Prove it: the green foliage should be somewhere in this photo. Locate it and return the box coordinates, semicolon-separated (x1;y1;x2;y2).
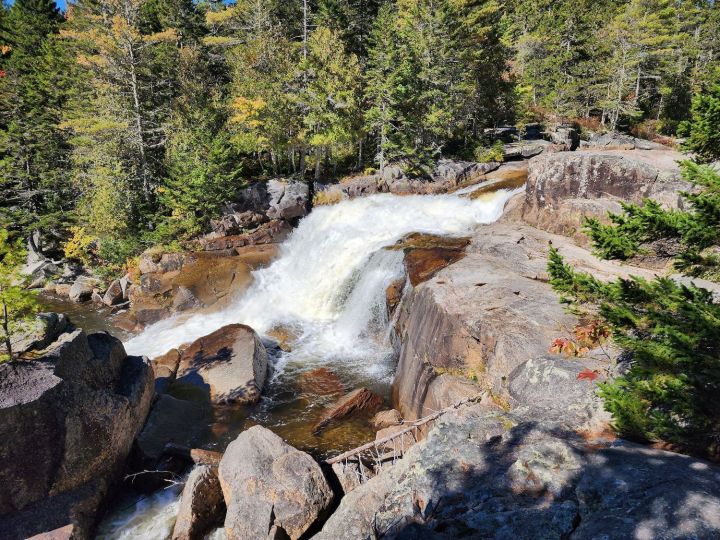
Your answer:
0;229;38;360
474;140;505;163
549;247;720;454
549;84;720;457
679;69;720;163
585;162;720;280
156;127;244;241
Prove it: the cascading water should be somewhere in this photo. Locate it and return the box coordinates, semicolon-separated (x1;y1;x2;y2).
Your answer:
102;187;522;539
125;189;521;363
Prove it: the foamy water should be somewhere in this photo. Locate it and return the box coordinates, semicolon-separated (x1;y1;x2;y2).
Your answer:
125;189;521;365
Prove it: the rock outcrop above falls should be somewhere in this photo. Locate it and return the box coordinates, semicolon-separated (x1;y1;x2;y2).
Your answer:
321;159;501;200
391;220;657;421
315;403;720;540
0;329;154;539
518;149;688;245
126;243;278;329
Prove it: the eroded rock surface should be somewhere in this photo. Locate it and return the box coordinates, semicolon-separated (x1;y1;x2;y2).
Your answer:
172;464;225;540
219;426;334;540
0;330;154;539
314;403;720;540
391;219;657;420
520;150;688;244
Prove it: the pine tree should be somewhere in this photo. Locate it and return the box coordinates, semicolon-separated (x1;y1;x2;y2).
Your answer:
679;68;720;164
0;229;38;361
0;0;72;256
363;2;411;171
301;26;361;180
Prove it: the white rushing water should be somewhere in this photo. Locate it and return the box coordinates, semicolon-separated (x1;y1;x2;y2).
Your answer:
124;188;521;366
105;187;520;539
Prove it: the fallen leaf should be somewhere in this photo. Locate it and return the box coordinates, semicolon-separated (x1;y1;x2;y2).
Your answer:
577;369;599;381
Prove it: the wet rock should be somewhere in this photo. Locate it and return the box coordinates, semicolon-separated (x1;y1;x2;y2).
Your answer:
522;150;688;245
176;324;268;404
266;179;310;221
0;330;154;539
372;409;402;430
12;312;69;356
385;278;405;315
68;276;99;302
391;233;470;287
312;388;383;435
173;286;204;312
135;394;212;467
218;426;334;540
102;279;124;306
172;465;225;540
298;367;345;397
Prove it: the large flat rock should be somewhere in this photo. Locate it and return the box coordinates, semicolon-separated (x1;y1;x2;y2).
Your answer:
314;403;720;540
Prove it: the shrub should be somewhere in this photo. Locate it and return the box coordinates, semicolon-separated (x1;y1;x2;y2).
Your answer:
474;140;505;163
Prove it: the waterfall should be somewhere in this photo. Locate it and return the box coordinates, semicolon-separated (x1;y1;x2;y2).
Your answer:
124;188;521;365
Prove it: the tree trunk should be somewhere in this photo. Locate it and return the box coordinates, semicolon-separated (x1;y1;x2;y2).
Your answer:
127;45;151;204
2;300;12;359
314;147;322;182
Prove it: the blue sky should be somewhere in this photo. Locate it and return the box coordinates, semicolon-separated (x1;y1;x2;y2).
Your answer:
7;1;234;12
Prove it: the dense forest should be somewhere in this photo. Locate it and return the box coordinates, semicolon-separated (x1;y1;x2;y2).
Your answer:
1;0;718;270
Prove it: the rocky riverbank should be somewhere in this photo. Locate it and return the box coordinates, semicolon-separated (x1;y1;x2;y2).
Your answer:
5;134;720;539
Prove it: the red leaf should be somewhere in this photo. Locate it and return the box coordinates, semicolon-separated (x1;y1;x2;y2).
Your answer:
577;369;599;381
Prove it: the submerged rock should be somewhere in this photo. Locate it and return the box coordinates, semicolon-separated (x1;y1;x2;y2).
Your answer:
218;426;334;540
0;329;154;539
312;387;383;435
298;367;345;397
176;324;268;404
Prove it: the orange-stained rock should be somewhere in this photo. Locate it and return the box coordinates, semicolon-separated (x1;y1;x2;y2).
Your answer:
298;368;345;397
312;388;383;435
385;279;405;314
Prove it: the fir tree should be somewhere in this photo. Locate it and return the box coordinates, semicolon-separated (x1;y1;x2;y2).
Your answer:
0;0;71;256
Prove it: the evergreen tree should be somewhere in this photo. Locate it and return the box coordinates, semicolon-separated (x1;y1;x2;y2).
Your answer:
548;83;720;457
0;229;38;361
679;69;720;164
0;0;71;256
301;26;361;180
363;2;411;171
